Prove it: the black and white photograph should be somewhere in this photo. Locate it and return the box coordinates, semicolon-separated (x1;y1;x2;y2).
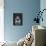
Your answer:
13;13;23;25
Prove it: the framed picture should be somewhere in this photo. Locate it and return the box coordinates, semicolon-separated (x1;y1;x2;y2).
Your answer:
13;13;23;26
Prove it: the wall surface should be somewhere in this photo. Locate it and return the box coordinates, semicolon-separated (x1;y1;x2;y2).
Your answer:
0;0;4;42
4;0;40;42
40;0;46;26
40;0;46;45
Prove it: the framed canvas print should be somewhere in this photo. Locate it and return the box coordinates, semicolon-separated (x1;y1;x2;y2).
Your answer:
13;13;23;26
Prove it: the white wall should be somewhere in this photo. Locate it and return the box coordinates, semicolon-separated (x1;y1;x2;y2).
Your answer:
0;0;4;42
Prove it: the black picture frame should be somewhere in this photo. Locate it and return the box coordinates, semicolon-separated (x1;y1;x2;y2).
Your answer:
13;13;23;26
